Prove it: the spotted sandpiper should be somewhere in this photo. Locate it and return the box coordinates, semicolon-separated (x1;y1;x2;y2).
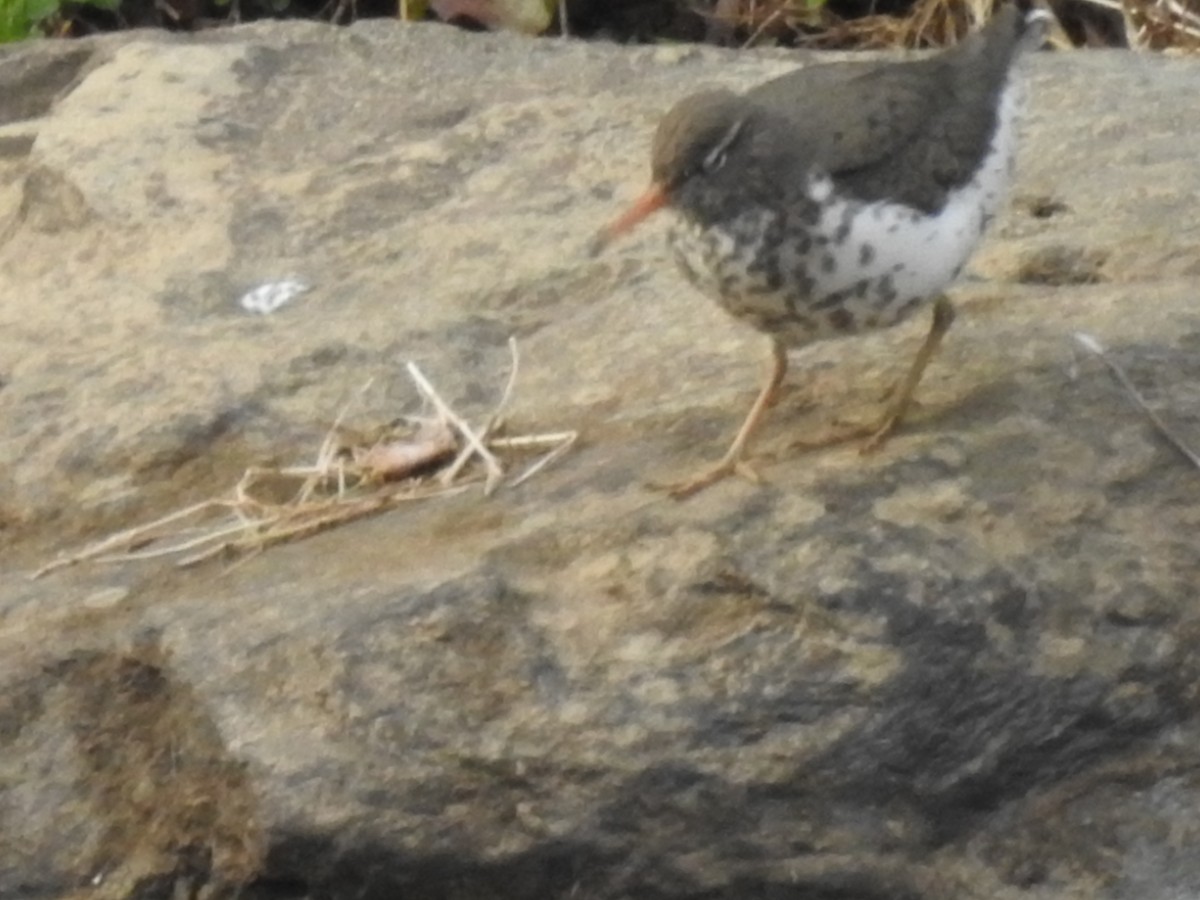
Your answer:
591;5;1049;498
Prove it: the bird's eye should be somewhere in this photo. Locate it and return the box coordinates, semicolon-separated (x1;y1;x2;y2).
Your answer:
701;118;745;175
702;147;728;173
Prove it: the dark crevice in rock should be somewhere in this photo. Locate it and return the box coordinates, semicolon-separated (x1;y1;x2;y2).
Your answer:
809;596;1184;845
253;839;616;900
0;47;94;126
9;165;94;237
1014;244;1108;285
0;644;264;899
0;134;35;159
1016;194;1070;219
251;835;926;900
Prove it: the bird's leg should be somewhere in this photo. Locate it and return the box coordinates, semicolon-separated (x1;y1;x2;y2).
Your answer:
790;296;956;453
660;339;789;500
859;295;956;453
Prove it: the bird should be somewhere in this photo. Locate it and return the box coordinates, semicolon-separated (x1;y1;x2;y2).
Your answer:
589;4;1049;498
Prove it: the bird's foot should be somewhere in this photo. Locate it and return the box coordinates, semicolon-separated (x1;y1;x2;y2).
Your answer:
788;410;905;456
651;456;762;500
858;412;902;455
788;422;873;453
874;379;930;410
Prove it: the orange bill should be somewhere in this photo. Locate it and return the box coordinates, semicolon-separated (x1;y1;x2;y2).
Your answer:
587;183;668;257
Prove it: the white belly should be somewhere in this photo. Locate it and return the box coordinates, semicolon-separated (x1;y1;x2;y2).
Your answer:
669;75;1025;346
805;75;1023;304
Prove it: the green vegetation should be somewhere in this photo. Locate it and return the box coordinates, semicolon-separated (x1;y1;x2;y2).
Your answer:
0;0;117;43
1;0;60;42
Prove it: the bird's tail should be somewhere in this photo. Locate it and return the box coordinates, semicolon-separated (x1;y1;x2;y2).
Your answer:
1018;6;1054;52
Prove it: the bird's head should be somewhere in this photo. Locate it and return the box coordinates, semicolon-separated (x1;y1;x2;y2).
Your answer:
651;90;747;191
589;90;751;256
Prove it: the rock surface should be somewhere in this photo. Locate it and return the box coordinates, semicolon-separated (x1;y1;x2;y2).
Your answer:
3;19;1200;900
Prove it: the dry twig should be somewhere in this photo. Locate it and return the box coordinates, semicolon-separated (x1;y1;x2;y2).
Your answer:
405;361;505;493
32;341;576;578
439;337;519;487
1073;332;1200;469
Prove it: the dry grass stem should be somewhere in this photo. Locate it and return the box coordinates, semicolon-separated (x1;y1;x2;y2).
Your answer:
741;7;786;47
715;0;1200;52
406;360;506;493
1073;332;1200;470
31;501;233;578
441;337;521;486
33;341;575;578
507;431;579;487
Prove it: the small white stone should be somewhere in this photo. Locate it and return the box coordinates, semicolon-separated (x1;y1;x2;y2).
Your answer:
239;278;310;315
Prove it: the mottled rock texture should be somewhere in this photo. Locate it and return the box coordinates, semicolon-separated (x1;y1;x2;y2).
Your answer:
2;19;1200;900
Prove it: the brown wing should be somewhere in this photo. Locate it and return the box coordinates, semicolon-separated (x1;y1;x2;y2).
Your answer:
746;5;1027;213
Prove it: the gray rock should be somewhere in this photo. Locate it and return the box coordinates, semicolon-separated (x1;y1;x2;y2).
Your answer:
2;19;1200;900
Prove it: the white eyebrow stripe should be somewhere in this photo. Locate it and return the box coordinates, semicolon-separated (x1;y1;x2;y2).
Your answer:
703;119;745;169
